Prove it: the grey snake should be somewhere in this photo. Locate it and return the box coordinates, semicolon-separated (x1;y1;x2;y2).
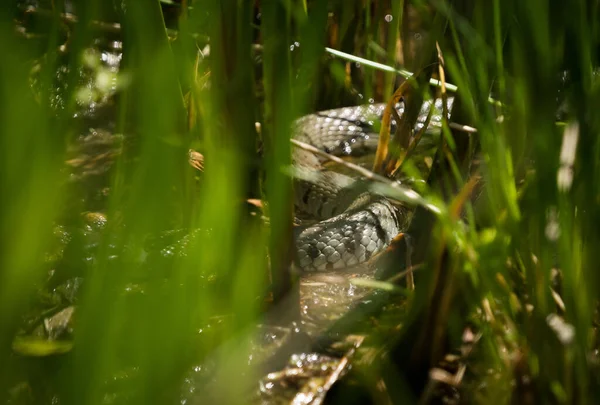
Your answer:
292;99;451;272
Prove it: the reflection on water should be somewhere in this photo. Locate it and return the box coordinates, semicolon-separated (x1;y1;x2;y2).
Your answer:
300;268;376;334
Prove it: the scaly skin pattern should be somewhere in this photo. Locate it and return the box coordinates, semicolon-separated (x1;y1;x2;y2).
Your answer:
296;198;402;271
292;99;451;271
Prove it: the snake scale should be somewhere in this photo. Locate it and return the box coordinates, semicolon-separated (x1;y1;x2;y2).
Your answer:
291;98;451;272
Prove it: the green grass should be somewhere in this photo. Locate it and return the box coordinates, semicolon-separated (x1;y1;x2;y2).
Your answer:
2;0;600;404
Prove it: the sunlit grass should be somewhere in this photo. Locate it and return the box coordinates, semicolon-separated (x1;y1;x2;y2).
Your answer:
1;1;600;404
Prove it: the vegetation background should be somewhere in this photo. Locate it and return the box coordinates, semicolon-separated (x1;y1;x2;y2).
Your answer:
1;0;599;403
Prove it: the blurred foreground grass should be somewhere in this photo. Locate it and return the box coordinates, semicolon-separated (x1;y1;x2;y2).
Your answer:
1;0;600;404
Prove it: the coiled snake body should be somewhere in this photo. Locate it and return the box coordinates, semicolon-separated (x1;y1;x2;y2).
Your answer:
292;99;450;271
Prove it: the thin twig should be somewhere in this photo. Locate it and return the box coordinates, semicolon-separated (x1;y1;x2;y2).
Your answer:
300;335;365;405
373;79;413;173
447;122;477;133
391;100;436;177
385;263;424;284
325;47;503;108
292;137;444;215
291;138;399;187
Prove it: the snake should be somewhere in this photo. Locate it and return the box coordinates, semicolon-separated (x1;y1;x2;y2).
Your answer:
291;98;451;272
52;39;452;273
65;96;449;272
